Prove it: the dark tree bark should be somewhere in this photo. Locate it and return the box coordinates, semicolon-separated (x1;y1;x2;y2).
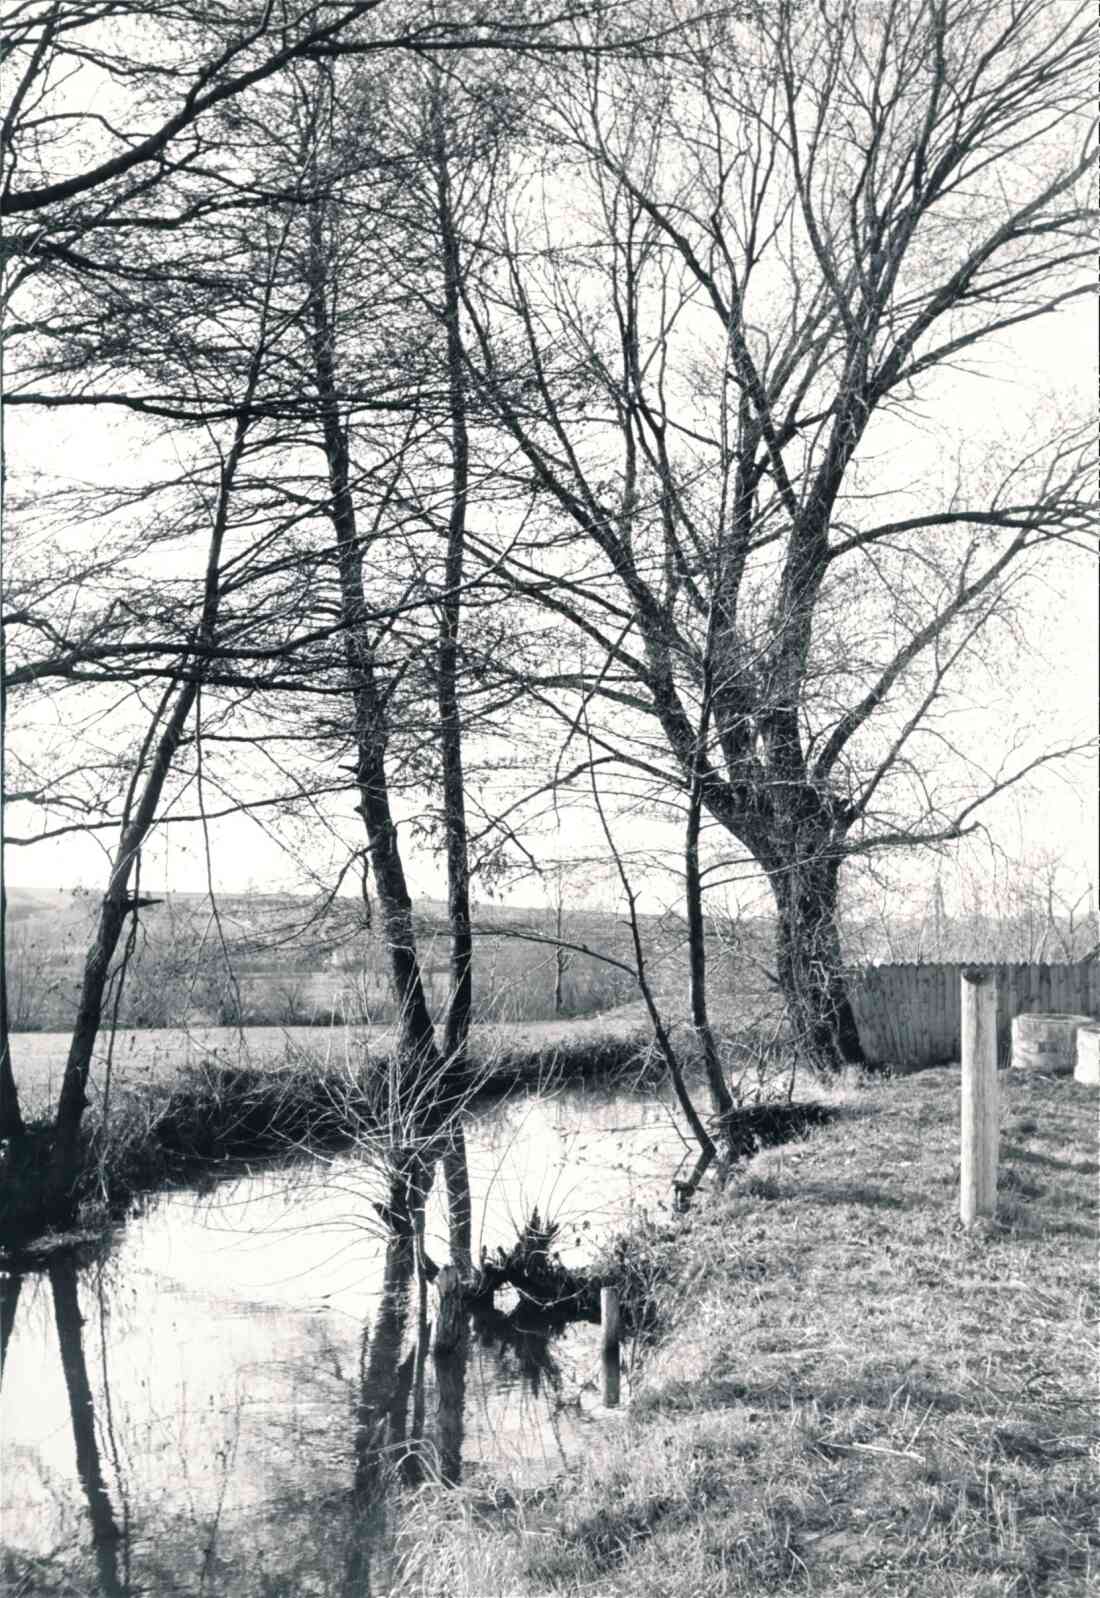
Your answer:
770;853;865;1071
0;498;26;1140
306;200;452;1238
0;886;24;1140
685;641;738;1130
433;1314;469;1487
52;689;197;1186
432;68;474;1078
308;207;439;1091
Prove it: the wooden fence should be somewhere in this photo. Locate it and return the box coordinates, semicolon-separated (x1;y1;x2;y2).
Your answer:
846;961;1100;1068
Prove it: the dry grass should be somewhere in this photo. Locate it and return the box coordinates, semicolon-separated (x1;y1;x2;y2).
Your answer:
396;1067;1099;1597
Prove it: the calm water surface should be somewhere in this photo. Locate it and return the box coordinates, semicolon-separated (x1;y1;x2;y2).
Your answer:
1;1084;688;1595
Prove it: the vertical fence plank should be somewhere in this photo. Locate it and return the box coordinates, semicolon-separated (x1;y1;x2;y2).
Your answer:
999;966;1014;1064
904;965;918;1064
951;963;963;1061
601;1286;621;1408
961;969;999;1225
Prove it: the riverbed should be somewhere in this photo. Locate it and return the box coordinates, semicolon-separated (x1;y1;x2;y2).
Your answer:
1;1080;689;1595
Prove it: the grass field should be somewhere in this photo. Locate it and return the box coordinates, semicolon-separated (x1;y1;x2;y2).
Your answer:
398;1065;1099;1597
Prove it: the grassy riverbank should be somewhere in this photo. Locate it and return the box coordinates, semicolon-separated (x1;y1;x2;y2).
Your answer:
400;1066;1099;1597
6;1009;666;1116
1;1020;669;1251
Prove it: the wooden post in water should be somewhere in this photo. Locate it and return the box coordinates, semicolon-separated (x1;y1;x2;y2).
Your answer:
960;968;998;1226
432;1264;465;1356
601;1285;621;1408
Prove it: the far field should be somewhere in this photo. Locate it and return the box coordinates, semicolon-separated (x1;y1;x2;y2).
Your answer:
8;1008;662;1118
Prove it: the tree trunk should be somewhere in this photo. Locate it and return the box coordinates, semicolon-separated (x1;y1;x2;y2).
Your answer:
554;896;566;1017
307;208;440;1098
433;1305;468;1486
441;1131;472;1274
49;345;256;1195
685;747;737;1136
0;940;25;1140
0;645;26;1141
354;725;441;1092
431;70;475;1274
770;855;866;1075
307;202;454;1247
52;683;198;1191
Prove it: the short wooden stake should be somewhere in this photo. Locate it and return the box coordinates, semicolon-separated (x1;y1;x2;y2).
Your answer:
960;969;998;1225
432;1264;465;1356
601;1285;621;1408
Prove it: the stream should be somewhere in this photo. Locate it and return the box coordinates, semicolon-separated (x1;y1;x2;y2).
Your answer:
0;1081;690;1596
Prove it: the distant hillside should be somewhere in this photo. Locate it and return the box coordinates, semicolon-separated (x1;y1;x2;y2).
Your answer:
3;884;681;959
5;885;86;924
4;884;772;1034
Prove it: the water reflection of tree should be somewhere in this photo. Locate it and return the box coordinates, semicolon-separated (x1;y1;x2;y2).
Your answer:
92;1262;134;1594
469;1300;573;1405
0;1268;21;1387
346;1227;417;1595
466;1299;581;1479
46;1256;128;1597
2;1230;580;1595
344;1229;583;1591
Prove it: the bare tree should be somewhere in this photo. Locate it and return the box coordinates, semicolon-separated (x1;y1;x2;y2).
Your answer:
456;0;1096;1071
51;355;268;1185
3;164;316;1179
0;2;619;225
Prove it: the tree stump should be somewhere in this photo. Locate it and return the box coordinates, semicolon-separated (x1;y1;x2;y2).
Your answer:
432;1264;465;1356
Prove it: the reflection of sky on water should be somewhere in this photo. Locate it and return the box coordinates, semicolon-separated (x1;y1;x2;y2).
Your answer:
428;1085;689;1266
0;1083;681;1590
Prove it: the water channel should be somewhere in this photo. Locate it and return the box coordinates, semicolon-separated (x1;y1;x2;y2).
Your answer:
1;1081;691;1595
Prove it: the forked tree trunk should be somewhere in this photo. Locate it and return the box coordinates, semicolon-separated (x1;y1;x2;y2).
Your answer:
770;855;866;1074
